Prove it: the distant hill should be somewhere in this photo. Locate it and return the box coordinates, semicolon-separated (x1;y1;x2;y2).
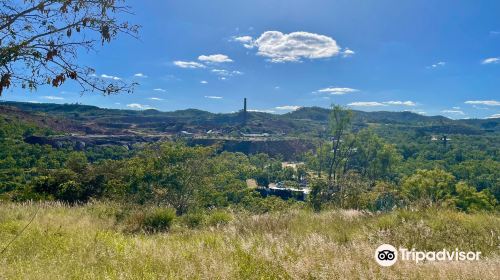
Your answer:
1;101;499;136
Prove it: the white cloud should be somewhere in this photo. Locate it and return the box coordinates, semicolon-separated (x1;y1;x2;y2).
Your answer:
317;87;358;95
241;31;342;63
233;36;254;48
465;100;500;106
248;109;276;113
429;61;446;68
275;105;302;111
441;110;465;115
42;96;64;100
200;80;208;84
452;106;461;110
211;69;243;77
153;88;166;92
384;101;417;106
348;102;386;107
343;48;355;57
127;103;153;110
198;54;233;63
173;61;206;69
148;97;164;101
101;74;121;80
488;113;500;119
134;73;148;78
481;57;500;64
204;96;223;99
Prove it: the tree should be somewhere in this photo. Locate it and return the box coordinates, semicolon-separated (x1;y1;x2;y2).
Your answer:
351;129;401;182
0;0;139;95
451;182;496;212
402;169;455;207
326;105;354;183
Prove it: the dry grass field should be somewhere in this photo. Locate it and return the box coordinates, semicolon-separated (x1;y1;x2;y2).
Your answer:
0;202;498;279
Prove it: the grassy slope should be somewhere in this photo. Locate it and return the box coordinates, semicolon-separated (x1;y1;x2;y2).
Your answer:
0;202;499;279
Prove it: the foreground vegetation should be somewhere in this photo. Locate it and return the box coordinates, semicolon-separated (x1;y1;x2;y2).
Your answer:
0;202;498;279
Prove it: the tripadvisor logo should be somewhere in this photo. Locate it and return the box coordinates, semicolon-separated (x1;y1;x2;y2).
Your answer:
375;244;481;267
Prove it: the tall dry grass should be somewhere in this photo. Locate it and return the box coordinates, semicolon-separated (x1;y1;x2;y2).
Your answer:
0;201;498;279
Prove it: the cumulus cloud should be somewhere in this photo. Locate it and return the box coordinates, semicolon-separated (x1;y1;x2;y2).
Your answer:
233;36;254;48
198;54;233;63
348;102;386;107
148;97;164;101
465;100;500;106
481;57;500;64
101;74;121;80
343;48;355;57
42;96;64;100
173;61;206;69
317;87;358;95
204;96;223;99
238;31;343;63
275;105;302;111
134;73;148;78
153;88;167;92
127;103;153;110
441;110;465;115
488;113;500;119
384;101;417;106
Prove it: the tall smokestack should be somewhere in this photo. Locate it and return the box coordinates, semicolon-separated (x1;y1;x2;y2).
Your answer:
243;98;247;124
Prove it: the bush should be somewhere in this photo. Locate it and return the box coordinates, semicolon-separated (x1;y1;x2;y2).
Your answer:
141;207;176;233
181;212;206;229
206;210;232;227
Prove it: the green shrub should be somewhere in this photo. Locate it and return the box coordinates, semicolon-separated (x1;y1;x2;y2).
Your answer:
206;210;232;227
181;212;206;229
141;207;176;233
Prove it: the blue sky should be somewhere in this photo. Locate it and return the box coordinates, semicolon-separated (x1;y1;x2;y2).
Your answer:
1;0;500;119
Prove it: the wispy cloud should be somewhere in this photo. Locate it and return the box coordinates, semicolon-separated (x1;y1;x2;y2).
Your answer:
211;69;244;77
441;110;465;115
153;88;167;92
348;102;386;107
236;31;346;63
481;57;500;64
465;100;500;106
204;96;223;99
127;103;153;110
134;73;148;78
248;109;276;113
198;54;233;63
200;80;208;84
428;61;446;69
317;87;358;95
275;105;302;111
488;113;500;119
42;96;64;100
101;74;121;80
348;100;417;107
148;97;164;101
384;101;417;106
173;61;206;69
